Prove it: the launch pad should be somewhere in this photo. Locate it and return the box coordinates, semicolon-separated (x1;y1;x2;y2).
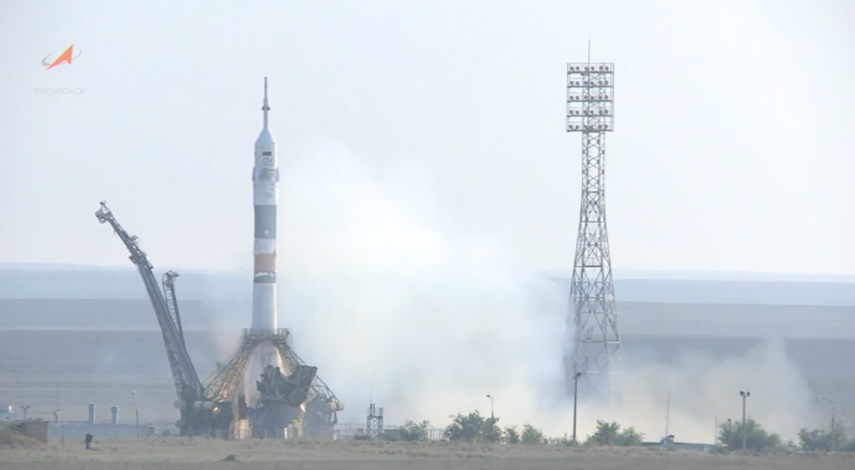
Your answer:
91;79;344;439
95;202;343;440
206;327;343;439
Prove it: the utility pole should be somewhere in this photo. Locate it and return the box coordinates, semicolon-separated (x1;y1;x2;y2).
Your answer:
664;388;671;440
54;375;61;424
739;390;751;450
486;394;495;440
20;405;30;420
572;372;582;444
132;390;140;438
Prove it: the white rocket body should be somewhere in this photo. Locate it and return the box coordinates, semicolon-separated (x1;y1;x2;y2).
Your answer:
251;77;279;331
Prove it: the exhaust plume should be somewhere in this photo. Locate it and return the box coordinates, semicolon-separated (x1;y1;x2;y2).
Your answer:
594;337;814;442
213;143;816;442
275;144;568;426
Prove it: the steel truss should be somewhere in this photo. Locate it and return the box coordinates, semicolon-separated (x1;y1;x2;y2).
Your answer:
565;62;620;387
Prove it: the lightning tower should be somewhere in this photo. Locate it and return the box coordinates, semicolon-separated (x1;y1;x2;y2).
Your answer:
252;77;280;331
565;50;620;388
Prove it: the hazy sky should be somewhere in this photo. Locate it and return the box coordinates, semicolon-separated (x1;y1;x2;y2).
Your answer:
1;0;853;276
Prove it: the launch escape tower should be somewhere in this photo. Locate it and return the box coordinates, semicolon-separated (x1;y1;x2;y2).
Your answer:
565;56;620;387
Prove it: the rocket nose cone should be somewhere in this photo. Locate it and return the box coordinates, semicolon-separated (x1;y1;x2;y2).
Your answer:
255;128;276;146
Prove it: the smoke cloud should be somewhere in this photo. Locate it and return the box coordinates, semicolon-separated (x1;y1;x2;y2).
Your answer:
218;143;817;442
588;337;815;442
274;144;568;427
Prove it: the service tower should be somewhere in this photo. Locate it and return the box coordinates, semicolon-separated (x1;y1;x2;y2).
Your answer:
251;77;280;331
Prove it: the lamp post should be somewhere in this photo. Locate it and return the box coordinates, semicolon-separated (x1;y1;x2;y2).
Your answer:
817;395;836;452
572;371;582;444
132;390;140;438
20;405;30;420
485;394;494;439
739;391;750;450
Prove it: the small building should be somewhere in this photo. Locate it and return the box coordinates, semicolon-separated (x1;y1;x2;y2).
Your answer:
0;405;15;422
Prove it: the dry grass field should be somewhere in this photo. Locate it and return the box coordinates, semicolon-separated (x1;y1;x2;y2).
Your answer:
2;436;855;470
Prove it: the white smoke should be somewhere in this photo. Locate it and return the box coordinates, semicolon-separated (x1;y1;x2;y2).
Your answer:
220;142;818;442
275;143;568;427
581;337;815;443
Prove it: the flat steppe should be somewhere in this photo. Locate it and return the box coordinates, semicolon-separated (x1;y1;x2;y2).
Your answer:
2;438;854;470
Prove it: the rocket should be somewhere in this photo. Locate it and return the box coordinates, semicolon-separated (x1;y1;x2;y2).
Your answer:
251;77;279;331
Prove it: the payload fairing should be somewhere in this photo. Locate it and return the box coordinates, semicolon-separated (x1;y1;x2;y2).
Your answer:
251;77;279;331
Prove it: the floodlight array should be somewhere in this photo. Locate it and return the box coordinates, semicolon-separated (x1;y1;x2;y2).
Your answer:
566;62;614;132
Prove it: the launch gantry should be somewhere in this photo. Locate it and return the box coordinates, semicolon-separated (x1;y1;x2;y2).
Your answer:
95;201;343;439
95;202;207;429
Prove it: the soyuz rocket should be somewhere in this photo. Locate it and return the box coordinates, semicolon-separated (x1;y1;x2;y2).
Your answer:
251;77;279;331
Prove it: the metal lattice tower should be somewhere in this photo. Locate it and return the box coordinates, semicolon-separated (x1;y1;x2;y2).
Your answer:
565;58;620;386
366;403;384;438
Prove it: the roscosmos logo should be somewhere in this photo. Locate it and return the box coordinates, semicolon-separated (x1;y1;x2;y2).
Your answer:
37;44;86;95
41;45;83;71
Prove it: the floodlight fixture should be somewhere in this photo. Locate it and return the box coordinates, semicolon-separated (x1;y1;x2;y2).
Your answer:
566;62;615;133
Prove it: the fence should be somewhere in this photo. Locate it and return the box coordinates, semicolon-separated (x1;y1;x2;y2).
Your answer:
334;422;445;441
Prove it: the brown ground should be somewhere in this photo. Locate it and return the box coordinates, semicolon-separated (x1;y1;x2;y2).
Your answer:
0;427;44;450
1;437;854;470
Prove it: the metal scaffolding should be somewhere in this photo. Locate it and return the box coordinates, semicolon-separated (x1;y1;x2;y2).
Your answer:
366;403;384;439
95;201;343;440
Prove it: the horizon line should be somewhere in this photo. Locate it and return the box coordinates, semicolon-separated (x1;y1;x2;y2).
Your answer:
1;262;854;282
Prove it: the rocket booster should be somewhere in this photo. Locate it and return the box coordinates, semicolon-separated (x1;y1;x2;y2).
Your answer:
251;77;279;331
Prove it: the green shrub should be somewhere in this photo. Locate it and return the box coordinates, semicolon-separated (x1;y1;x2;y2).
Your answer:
521;424;545;445
584;420;644;447
443;410;502;443
504;426;520;444
717;418;781;452
615;426;643;446
398;420;430;442
798;424;850;452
